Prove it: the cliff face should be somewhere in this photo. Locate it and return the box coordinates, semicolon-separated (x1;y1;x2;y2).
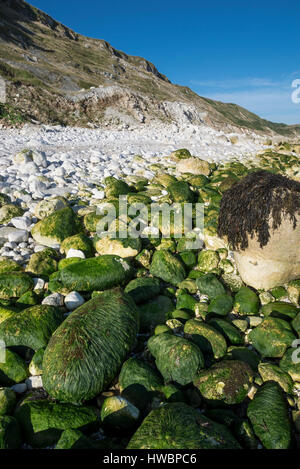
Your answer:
0;0;299;135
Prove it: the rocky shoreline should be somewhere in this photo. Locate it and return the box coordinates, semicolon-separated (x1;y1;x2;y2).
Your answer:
0;125;300;449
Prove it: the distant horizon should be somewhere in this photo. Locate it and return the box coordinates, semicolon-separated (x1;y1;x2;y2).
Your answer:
28;0;300;125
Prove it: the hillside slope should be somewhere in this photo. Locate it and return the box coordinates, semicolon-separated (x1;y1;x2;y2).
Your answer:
0;0;299;136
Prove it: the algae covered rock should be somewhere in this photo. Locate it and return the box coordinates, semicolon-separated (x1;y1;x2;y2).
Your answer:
193;360;253;405
29;348;45;376
0;388;16;416
198;250;220;272
279;347;300;381
124;277;161;304
0;305;62;350
26;249;58;277
184;319;227;359
101;396;140;432
207;293;233;316
208;318;243;345
0;349;28;386
0;271;34;299
119;357;163;393
0;258;22;274
58;255;134;292
150;250;186;286
15;399;99;448
196;274;225;299
234;286;259;315
127;402;240;449
0;204;23;224
43;289;139;403
148;333;204;386
55;429;97;449
31;207;81;247
167;180;195;203
60;233;94;258
0;415;21;449
139;295;173;332
247;381;291;449
258;362;293;393
248;317;296;358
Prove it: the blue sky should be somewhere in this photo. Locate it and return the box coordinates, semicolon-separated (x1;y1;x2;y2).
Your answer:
29;0;300;124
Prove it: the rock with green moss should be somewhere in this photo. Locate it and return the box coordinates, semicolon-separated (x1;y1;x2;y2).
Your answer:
0;388;16;416
0;349;28;386
0;204;23;224
196;274;225;299
208;318;243;345
148;333;204;386
127;402;240;449
292;312;300;336
193;360;253;405
176;293;197;312
101;396;140;432
167;181;195;203
55;429;97;449
178;250;197;269
150;250;186;286
261;301;299;320
26;249;58;277
0;272;34;300
0;306;16;325
15;399;99;448
31;207;81;248
58;255;134;292
43;289;139;404
234;287;259;315
0;194;10;207
258;362;293;393
248;318;296;358
58;257;83;270
197;250;220;272
184;319;227;359
60;233;94;257
0;416;21;449
34;197;67;219
29;348;45;376
119;357;163;395
135;249;151;268
226;346;260;371
95;235;141;258
0;258;22;274
222;272;244;292
0;305;63;350
104;177;131;198
170;149;192;160
83;211;105;232
17;290;40;307
124;277;161;304
247;381;291;449
177;279;197;294
207;294;233;316
279;348;300;381
139;295;174;332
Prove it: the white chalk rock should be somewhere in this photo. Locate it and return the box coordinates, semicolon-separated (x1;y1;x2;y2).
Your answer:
66;249;86;259
64;291;85;311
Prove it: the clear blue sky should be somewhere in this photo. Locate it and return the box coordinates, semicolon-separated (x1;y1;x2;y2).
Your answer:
29;0;300;124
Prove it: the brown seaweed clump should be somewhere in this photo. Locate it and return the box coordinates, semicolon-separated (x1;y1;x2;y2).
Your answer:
218;170;300;250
